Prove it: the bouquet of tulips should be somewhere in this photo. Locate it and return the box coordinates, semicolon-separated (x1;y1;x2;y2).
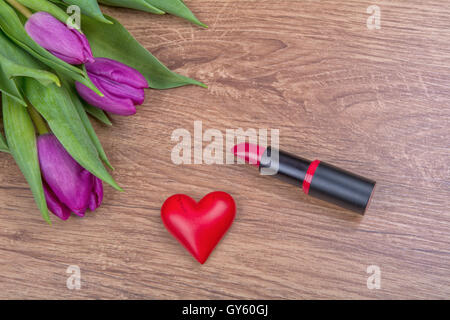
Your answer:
0;0;205;223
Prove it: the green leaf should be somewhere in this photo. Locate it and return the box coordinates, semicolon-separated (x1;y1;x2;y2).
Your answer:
0;129;9;153
2;95;51;223
16;0;72;25
0;52;60;86
58;0;112;24
0;0;102;95
0;63;25;106
145;0;207;27
98;0;206;27
82;14;206;89
0;28;60;77
99;0;164;15
84;103;112;126
0;29;60;105
24;78;121;190
62;78;113;169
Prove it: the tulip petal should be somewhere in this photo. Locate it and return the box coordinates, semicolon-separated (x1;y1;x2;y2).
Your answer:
75;58;149;115
89;177;103;211
75;80;136;116
91;74;145;105
73;29;95;64
85;57;148;89
43;182;71;220
37;134;94;215
25;12;94;65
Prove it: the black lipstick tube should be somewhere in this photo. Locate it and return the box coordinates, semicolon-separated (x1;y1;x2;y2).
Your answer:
259;147;376;214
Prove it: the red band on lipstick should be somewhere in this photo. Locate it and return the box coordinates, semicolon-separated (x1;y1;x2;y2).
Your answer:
302;160;320;194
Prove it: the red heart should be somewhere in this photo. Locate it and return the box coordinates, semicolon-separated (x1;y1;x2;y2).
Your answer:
161;191;236;264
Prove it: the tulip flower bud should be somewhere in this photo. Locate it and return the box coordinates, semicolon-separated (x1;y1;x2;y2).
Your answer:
25;12;94;65
37;134;103;220
75;58;148;115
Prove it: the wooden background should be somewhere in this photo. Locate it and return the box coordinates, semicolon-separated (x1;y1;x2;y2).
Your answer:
1;0;449;299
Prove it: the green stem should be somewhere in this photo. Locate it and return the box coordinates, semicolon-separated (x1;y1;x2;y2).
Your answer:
28;106;49;135
5;0;32;18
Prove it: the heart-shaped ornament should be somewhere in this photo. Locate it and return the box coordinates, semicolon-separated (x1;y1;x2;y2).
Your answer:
161;191;236;264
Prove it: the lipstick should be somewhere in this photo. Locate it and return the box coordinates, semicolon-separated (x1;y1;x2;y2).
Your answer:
232;143;376;214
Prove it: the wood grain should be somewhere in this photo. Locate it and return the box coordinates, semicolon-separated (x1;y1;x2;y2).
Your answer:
0;0;449;299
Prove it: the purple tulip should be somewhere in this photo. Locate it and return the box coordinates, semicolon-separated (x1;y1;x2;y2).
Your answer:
75;58;148;116
37;134;103;220
25;12;94;65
